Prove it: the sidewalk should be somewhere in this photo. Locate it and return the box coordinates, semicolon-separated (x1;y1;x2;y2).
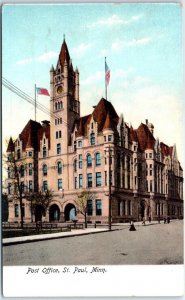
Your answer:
3;227;109;246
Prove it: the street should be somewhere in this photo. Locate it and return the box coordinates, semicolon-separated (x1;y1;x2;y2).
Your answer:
3;220;183;265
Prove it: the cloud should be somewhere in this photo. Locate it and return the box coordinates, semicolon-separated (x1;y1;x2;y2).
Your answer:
36;51;58;62
81;71;104;85
16;51;58;65
111;37;151;52
89;14;143;28
72;43;91;58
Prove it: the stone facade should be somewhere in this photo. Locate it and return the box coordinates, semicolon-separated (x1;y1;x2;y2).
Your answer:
6;39;184;224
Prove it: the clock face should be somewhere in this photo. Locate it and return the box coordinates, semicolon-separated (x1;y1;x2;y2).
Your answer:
57;86;63;94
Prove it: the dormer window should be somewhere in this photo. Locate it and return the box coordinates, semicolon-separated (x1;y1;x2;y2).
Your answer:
17;149;21;159
78;141;82;148
28;151;32;157
43;146;47;158
108;135;112;142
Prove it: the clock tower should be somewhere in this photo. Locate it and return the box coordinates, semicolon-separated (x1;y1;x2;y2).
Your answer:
50;38;80;155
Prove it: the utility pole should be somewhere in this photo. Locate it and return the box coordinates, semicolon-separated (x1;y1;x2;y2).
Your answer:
108;145;112;230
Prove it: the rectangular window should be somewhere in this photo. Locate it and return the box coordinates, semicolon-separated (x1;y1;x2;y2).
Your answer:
149;153;152;158
127;175;130;189
43;180;48;191
74;177;77;189
21;181;24;193
79;154;83;169
108;135;112;142
96;172;101;187
28;151;32;157
8;183;11;195
105;171;107;186
56;131;58;139
78;141;82;148
79;174;83;188
59;131;61;138
150;164;152;168
29;180;33;192
96;199;102;216
87;173;92;188
150;180;153;192
104;136;106;142
58;179;62;190
87;200;93;216
57;143;61;155
127;200;131;215
15;204;19;218
150;170;152;176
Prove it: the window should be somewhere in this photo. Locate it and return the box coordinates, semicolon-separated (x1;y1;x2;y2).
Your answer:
60;118;62;124
96;200;102;216
87;173;92;188
21;181;24;193
150;170;152;176
20;165;24;177
43;181;48;191
128;200;131;215
79;174;83;188
87;154;92;167
96;172;101;187
8;167;11;179
22;204;25;218
105;171;107;186
74;141;76;151
58;179;62;190
95;152;101;166
29;180;33;192
55;103;57;111
15;204;19;218
56;131;58;139
150;180;153;192
17;149;21;159
79;154;83;169
104;136;106;142
108;135;112;142
74;159;77;172
55;119;57;125
78;141;82;148
59;131;61;138
43;146;47;158
74;177;77;189
150;164;152;168
90;133;95;145
87;200;93;216
43;164;47;176
149;153;152;158
29;163;33;176
58;161;62;174
91;123;94;129
57;143;61;155
28;151;32;157
8;183;11;195
146;153;148;158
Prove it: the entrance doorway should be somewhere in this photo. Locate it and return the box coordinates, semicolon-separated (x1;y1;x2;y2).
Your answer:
49;204;60;222
139;200;146;220
64;203;76;221
35;205;45;222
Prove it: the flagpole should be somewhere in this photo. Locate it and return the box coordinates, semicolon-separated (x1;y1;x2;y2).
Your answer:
35;84;36;121
105;57;107;100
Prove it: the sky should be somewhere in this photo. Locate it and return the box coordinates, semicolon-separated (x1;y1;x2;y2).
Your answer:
2;3;183;165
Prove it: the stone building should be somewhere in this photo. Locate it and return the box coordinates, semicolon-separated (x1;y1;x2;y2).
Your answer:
6;39;184;224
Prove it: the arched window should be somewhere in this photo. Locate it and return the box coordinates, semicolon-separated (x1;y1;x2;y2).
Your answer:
17;149;21;159
55;103;57;111
60;101;63;109
43;146;47;158
87;154;92;167
90;133;95;145
58;161;62;174
43;164;47;176
95;152;101;166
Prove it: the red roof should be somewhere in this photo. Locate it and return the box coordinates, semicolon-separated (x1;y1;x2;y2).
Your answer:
136;123;155;151
6;137;14;152
19;120;42;151
59;39;70;70
160;142;173;157
76;114;91;137
37;124;50;150
103;111;117;131
130;126;138;142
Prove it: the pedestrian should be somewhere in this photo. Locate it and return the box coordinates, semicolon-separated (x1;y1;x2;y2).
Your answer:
142;217;145;225
149;216;151;223
164;217;166;224
129;221;136;231
167;216;170;224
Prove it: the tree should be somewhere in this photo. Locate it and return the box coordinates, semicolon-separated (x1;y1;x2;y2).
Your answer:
4;148;26;229
74;190;95;228
25;190;53;224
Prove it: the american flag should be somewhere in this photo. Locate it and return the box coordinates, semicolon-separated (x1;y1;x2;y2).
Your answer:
36;87;50;96
105;61;110;86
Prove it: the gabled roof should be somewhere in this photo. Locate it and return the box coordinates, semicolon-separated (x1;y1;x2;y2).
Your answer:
76;114;91;137
37;124;50;150
6;137;14;152
130;126;138;142
136;123;155;151
93;98;119;132
103;111;117;131
160;142;173;157
19;120;42;151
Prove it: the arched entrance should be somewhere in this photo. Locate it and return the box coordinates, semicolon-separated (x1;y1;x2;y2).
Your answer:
49;204;60;222
64;203;76;221
35;205;45;222
139;200;146;221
